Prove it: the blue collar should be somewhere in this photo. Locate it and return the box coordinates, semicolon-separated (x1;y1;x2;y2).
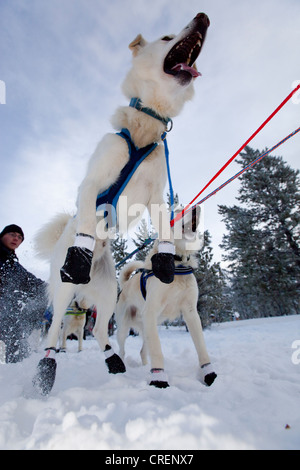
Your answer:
129;98;173;131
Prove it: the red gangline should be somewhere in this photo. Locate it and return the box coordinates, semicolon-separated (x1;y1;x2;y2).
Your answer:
189;126;300;210
170;83;300;226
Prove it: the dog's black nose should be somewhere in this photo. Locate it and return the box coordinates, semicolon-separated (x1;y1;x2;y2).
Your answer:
195;13;210;27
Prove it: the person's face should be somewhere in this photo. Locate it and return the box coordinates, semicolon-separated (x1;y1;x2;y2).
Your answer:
1;232;23;250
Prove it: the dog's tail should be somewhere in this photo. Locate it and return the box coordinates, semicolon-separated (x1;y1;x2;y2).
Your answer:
119;261;144;290
34;212;72;260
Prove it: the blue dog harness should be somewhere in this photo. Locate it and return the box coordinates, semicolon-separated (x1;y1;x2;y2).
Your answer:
95;98;174;228
139;265;194;300
95;128;158;228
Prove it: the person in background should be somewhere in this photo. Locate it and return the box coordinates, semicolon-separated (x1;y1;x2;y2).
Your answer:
0;224;47;363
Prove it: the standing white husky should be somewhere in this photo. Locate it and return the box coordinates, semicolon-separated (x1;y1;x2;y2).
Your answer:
59;298;88;353
116;209;217;388
33;13;210;395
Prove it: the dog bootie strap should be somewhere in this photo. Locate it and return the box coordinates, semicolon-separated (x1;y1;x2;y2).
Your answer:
60;234;95;284
149;368;169;388
199;363;217;387
73;233;96;251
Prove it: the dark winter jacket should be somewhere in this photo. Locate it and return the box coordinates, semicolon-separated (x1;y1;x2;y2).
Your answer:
0;239;47;348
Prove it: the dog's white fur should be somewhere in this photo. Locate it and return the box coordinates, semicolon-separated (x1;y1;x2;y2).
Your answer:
59;299;88;353
116;211;216;386
34;14;210;385
35;213;116;355
76;34;197;242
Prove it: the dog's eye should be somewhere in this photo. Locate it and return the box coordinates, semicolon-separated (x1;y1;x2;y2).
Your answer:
161;36;174;41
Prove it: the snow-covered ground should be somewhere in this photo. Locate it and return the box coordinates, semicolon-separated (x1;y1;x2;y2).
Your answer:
0;315;299;450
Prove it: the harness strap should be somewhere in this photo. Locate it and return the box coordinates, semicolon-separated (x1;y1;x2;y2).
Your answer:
96;128;158;227
65;307;87;316
139;265;194;300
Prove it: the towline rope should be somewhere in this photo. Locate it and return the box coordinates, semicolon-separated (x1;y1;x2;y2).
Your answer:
115;125;300;269
170;83;300;227
186;125;300;213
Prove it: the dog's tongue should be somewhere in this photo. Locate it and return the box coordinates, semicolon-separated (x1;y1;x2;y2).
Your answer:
171;63;201;77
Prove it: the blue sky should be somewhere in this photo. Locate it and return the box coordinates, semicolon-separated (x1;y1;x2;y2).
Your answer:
1;0;299;278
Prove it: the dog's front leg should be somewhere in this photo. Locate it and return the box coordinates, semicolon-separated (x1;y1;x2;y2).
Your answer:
148;196;175;284
60;134;129;285
60;177;99;285
182;303;217;387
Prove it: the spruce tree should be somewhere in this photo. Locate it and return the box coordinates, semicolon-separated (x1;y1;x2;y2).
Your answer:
219;146;300;318
195;231;232;327
132;218;156;261
111;234;130;275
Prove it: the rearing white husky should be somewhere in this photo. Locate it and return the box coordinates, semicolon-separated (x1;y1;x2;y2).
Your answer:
33;13;210;395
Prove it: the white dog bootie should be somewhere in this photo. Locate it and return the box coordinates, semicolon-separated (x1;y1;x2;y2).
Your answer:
149;368;170;388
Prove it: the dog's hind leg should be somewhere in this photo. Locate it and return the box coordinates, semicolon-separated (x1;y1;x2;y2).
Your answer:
140;338;148;366
181;304;217;387
47;284;75;349
115;306;131;361
59;324;68;352
77;323;84;352
94;310;126;375
33;283;75;395
93;280;126;375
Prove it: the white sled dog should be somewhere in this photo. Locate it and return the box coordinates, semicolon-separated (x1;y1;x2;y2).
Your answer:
33;13;210;395
59;298;88;353
116;208;217;388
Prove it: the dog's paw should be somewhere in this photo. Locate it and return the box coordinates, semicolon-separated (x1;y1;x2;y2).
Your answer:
200;363;217;387
104;346;126;374
149;369;169;388
151;253;175;284
60;246;93;284
32;357;57;396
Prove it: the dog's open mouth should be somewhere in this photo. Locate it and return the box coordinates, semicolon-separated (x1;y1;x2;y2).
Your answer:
164;33;202;80
163;13;210;85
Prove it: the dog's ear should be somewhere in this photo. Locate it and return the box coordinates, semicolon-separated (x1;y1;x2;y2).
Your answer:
129;34;147;56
